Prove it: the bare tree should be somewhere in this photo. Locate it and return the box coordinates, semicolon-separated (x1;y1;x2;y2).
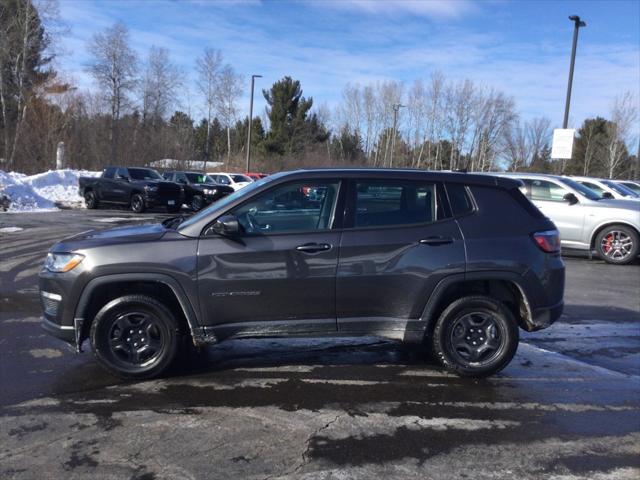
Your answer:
215;64;242;163
87;22;138;164
604;91;638;178
444;79;475;170
140;46;181;125
195;48;222;167
503;120;530;172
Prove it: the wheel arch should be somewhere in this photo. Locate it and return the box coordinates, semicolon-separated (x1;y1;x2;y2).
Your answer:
73;273;201;351
589;221;640;250
420;273;534;340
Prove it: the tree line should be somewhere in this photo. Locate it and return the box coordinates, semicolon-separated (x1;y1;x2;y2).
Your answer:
1;0;638;178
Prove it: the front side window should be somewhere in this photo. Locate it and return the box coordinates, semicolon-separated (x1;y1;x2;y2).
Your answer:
579;181;605;197
525;179;569;202
217;175;231;185
186;173;206;184
103;167;116;179
230;180;340;234
354;180;439;227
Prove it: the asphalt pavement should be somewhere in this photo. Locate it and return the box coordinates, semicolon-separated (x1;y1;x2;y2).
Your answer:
1;208;639;479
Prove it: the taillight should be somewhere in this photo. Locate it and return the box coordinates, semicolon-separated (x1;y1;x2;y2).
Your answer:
533;230;561;253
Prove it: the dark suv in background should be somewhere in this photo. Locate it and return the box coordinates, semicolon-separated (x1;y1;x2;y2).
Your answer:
162;171;235;211
41;169;564;379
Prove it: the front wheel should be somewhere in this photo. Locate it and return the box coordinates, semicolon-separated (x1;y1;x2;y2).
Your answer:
595;225;639;265
432;295;519;377
130;193;146;213
90;295;180;379
191;195;204;211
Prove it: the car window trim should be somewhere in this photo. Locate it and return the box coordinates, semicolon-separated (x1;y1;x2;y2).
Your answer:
443;183;476;219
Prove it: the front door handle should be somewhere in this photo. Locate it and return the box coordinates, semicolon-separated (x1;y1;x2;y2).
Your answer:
419;236;454;246
296;243;332;253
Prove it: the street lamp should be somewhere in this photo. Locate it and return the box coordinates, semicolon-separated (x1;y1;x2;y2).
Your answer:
390;103;405;167
563;15;586;129
245;74;262;173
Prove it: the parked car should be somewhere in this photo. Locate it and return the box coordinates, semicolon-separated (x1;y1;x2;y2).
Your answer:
207;172;253;190
571;176;640;201
41;169;564;379
614;180;640;196
79;167;184;213
246;172;269;181
162;171;235;211
499;173;640;264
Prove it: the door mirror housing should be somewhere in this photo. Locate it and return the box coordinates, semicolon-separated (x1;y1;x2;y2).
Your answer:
210;215;240;236
563;192;579;205
602;191;614;199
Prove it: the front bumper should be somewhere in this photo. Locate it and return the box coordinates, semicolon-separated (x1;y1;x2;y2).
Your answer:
41;317;75;344
143;191;184;208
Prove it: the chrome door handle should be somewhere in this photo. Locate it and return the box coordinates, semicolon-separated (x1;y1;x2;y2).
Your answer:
419;237;454;246
296;243;332;253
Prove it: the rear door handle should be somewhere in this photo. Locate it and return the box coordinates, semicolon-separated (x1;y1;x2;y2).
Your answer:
419;236;454;246
296;243;332;253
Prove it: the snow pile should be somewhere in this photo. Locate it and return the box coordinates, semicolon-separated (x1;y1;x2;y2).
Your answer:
0;169;100;212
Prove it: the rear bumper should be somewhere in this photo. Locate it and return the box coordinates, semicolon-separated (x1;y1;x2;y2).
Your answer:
529;300;564;331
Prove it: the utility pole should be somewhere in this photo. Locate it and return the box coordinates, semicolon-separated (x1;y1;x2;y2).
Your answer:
390;103;404;167
245;74;262;173
563;15;586;129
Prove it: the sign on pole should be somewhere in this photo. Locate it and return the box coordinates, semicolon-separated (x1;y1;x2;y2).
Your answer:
551;128;575;159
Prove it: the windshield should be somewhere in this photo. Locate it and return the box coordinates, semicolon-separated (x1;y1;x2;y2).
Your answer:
178;175;274;231
232;174;252;183
602;179;639;197
558;177;601;201
129;168;163;180
186;173;208;184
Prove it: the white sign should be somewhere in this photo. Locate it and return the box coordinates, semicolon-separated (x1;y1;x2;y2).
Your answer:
551;128;575;159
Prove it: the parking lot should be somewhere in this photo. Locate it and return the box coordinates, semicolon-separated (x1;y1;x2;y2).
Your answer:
1;209;639;479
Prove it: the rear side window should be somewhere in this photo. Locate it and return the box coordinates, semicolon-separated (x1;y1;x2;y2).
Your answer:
446;183;474;215
353;180;441;227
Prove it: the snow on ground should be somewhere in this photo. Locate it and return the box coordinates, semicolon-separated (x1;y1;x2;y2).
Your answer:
0;169;100;213
0;226;24;233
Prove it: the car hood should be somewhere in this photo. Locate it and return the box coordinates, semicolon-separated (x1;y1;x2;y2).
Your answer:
52;223;167;252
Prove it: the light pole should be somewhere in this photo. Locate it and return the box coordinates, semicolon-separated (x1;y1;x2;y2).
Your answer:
563;15;586;129
390;103;405;167
245;74;262;173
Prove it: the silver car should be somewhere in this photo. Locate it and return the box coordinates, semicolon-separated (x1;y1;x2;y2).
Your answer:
571;176;640;201
498;173;640;265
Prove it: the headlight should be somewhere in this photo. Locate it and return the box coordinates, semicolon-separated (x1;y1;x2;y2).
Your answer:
144;185;158;192
204;188;217;195
45;253;85;273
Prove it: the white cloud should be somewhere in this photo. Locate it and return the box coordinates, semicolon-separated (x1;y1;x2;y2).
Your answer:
323;0;477;19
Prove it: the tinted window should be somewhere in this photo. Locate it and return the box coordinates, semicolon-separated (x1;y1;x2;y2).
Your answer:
232;174;252;183
116;168;128;179
103;167;116;179
231;180;340;234
186;173;207;184
446;183;474;215
217;175;231;185
524;179;569;202
579;180;605;197
354;180;438;227
129;168;162;180
556;177;601;201
163;172;174;181
174;172;188;183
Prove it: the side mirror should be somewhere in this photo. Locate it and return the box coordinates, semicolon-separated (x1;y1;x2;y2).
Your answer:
563;193;579;205
602;192;614;199
211;215;240;236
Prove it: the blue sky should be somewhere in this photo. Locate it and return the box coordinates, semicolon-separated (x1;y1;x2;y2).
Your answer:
56;0;639;130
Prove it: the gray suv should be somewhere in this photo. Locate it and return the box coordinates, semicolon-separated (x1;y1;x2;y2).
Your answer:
40;169;565;379
500;173;640;265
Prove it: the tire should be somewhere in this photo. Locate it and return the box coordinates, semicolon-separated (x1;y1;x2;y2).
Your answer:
89;295;180;379
191;195;204;212
432;295;519;377
130;193;146;213
595;225;639;265
85;191;98;209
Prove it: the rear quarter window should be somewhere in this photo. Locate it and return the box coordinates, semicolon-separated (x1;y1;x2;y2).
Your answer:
446;183;474;215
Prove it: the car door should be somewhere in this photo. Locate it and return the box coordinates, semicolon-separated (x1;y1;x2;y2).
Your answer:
110;167;132;204
197;178;344;335
336;179;465;334
522;178;585;245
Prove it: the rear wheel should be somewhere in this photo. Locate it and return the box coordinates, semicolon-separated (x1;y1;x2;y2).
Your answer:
595;225;639;265
85;191;98;209
130;193;146;213
90;295;180;379
432;295;519;377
